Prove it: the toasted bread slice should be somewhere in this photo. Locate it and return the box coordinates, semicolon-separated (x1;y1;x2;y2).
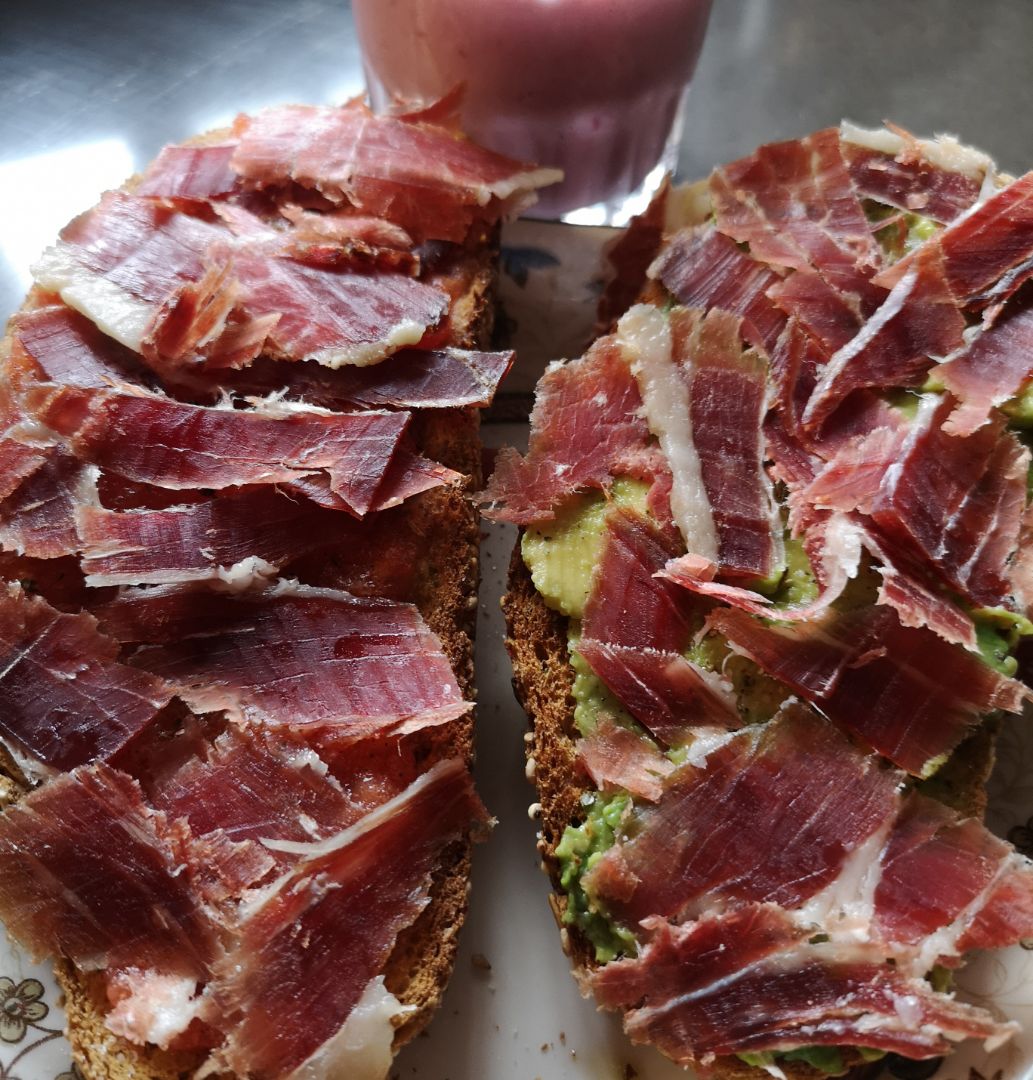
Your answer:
0;126;500;1079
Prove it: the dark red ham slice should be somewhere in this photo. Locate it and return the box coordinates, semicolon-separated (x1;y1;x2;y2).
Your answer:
662;512;863;623
768;269;869;354
575;641;737;748
230;101;560;243
151;725;361;901
875;171;1033;303
957;863;1033;954
184;347;513;411
874;794;1033;958
0;449;86;560
216;758;487;1078
154;725;360;845
674;307;782;579
648;226;786;352
576;717;675;802
939;301;1033;436
711;605;1027;776
95;582;470;739
27;384;412;518
226;248;448;369
10;305;152;391
584;704;900;924
0;584;171;770
802;246;966;431
31;191;242;366
841;132;985;223
804;393;1029;609
709;128;881;296
135;144;240;202
481;334;652;524
0;763;215;977
581;508;696;653
592;905;1011;1064
77;485;374;586
873;400;1028;608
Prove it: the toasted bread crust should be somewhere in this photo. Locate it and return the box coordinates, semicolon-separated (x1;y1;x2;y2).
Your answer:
503;544;995;1080
0;160;499;1075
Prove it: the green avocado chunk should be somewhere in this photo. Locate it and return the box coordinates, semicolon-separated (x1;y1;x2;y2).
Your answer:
554;792;638;963
521;478;650;619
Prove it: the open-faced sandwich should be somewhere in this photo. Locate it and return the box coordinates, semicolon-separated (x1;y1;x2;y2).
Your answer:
0;99;558;1080
487;122;1033;1076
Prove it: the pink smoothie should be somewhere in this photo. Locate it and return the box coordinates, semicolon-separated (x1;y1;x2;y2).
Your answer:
353;0;713;219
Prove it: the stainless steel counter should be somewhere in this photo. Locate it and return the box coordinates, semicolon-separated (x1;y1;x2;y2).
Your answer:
4;0;1033;318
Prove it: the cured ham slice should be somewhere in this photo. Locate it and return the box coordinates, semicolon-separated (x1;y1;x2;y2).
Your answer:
938;302;1033;435
31;191;449;372
591;905;1011;1064
135;143;240;202
0;763;215;977
77;485;370;587
768;269;869;354
575;641;737;747
672;306;781;578
805;394;1029;609
585;704;900;925
709;128;881;295
662;513;863;624
874;794;1033;964
874;399;1027;608
151;726;363;901
875;558;977;650
31;191;241;365
581;508;696;653
216;758;487;1079
304;346;514;409
226;248;449;369
647;226;786;352
802;246;966;430
28;385;413;517
577;717;675;802
710;606;1027;776
0;449;86;560
189;347;513;411
0;584;171;769
618;304;782;578
278;203;414;251
10;305;152;391
230;101;561;243
619;305;716;561
95;582;470;739
876;171;1033;302
481;334;652;524
840;123;989;224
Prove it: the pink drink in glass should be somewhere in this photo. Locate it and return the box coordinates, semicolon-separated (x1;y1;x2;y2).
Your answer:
353;0;713;223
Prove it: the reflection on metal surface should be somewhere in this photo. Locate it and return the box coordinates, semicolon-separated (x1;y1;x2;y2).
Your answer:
0;139;134;296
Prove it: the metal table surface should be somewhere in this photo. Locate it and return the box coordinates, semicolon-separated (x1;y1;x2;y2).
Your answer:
3;5;1033;1080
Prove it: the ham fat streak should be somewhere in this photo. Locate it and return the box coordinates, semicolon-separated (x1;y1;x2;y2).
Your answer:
488;123;1033;1069
0;98;559;1077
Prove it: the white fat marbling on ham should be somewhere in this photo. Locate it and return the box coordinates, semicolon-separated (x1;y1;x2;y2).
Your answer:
105;970;206;1050
284;977;411;1080
618;304;718;563
32;243;155;352
840;122;994;183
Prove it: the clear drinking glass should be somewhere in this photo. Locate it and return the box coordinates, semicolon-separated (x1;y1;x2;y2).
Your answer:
352;0;713;225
